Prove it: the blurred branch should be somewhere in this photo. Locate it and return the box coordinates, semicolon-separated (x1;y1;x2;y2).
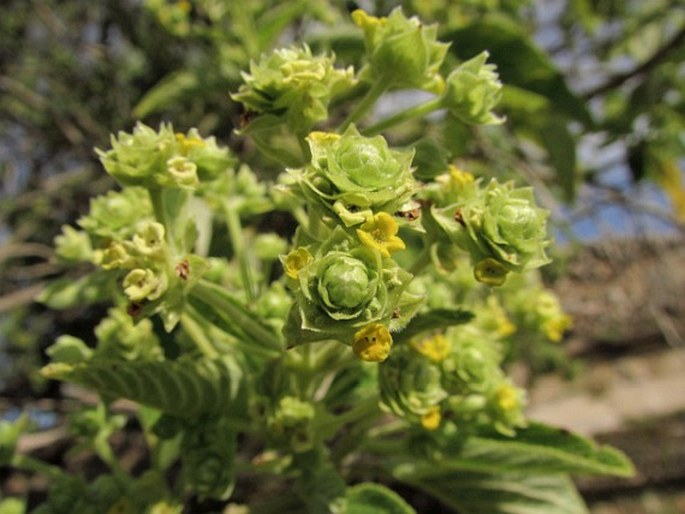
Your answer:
0;283;45;313
583;24;685;99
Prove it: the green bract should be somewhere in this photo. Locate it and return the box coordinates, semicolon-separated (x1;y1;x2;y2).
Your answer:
379;344;448;422
282;228;411;344
353;8;449;92
431;179;551;277
77;187;152;241
96;122;234;189
232;45;355;133
292;126;415;226
441;51;504;125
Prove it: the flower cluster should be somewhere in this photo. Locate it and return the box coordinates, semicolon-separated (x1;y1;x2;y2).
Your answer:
97;122;235;189
232;45;355;133
379;325;526;435
290;126;415;226
425;169;551;285
353;8;449;92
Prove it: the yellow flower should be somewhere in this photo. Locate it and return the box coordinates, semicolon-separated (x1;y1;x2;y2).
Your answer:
283;247;313;279
474;258;508;286
307;131;341;146
353;323;393;362
542;314;572;342
410;333;451;362
421;406;442;431
448;165;475;188
175;132;205;154
495;382;519;412
352;9;387;30
356;212;405;258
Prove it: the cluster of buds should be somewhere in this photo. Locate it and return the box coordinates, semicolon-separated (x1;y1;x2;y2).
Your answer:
424;168;551;286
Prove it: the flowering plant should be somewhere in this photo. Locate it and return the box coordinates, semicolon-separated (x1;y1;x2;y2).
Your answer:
1;6;632;514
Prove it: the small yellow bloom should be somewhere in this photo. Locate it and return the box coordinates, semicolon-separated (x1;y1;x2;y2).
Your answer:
353;323;393;362
542;314;572;342
356;212;405;258
411;333;451;362
474;258;508;286
307;131;341;146
448;165;475;188
283;247;313;279
421;406;442;431
175;132;205;154
352;9;387;29
495;383;519;412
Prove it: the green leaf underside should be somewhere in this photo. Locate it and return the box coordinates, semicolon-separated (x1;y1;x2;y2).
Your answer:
41;357;242;418
394;308;474;344
346;483;416;514
393;422;634;478
404;471;588;514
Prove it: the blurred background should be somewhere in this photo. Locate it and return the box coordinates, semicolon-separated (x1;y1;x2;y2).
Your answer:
1;0;684;512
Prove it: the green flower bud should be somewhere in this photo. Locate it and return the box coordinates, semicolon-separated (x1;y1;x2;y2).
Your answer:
353;8;449;92
94;308;163;361
294;127;415;226
302;250;380;321
232;45;355;132
282;228;412;345
97;123;235;189
54;225;93;263
267;396;316;453
441;51;504;125
378;344;447;422
99;241;138;270
78;187;152;240
123;268;168;302
441;326;503;395
97;122;176;187
432;179;551;277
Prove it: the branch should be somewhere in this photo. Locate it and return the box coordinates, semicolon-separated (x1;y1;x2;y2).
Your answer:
583;24;685;99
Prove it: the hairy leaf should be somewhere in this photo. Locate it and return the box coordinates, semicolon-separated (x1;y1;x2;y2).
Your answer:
346;483;416;514
394;308;473;344
404;471;588;514
41;357;243;418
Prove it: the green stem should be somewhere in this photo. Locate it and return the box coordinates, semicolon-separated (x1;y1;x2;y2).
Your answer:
148;187;190;256
223;200;258;302
339;80;388;132
362;96;444;136
11;453;63;480
324;396;380;433
409;239;434;276
251;133;302;167
191;280;283;351
180;309;219;359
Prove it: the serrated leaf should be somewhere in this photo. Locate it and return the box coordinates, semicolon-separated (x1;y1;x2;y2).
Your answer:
346;483;416;514
394;308;473;344
444;16;594;126
404;471;588;514
41;357;243;418
393;422;634;478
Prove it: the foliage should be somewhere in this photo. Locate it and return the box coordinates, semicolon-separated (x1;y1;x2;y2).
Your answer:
5;0;677;512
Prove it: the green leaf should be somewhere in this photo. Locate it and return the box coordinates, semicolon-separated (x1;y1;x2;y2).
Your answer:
394;422;634;478
404;471;588;514
0;497;27;514
502;86;578;200
41;356;244;418
394;308;473;344
38;272;114;310
346;483;416;514
0;415;28;466
133;70;199;119
444;16;594;126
